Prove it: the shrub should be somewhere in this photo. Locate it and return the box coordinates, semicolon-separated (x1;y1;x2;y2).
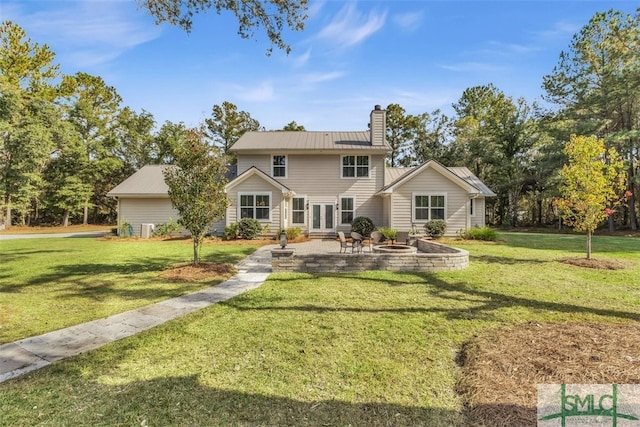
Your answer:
154;218;181;237
223;222;239;240
377;226;398;242
464;226;498;241
237;218;263;240
425;219;447;238
284;227;302;241
351;216;375;236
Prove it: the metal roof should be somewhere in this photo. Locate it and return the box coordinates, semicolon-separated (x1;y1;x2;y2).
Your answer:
385;167;415;184
448;167;497;197
378;161;496;197
231;131;391;153
107;164;238;197
107;165;172;197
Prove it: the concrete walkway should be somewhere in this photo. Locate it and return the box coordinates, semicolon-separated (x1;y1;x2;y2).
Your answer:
0;244;275;383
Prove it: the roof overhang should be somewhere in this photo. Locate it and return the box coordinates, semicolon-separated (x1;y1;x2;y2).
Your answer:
225;166;294;196
375;160;482;196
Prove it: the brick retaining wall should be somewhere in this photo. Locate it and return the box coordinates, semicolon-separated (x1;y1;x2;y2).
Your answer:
272;239;469;273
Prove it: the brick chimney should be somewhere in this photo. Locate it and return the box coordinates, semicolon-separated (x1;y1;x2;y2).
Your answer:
370;104;386;146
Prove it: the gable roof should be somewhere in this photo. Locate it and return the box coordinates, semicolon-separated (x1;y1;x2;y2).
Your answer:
107;164;238;197
377;160;495;197
225;166;293;195
385;166;413;184
107;165;173;197
231;131;391;153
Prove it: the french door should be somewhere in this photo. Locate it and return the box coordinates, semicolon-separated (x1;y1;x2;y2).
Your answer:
311;203;335;232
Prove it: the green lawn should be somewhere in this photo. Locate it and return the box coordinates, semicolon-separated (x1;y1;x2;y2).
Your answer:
0;237;261;343
0;232;638;426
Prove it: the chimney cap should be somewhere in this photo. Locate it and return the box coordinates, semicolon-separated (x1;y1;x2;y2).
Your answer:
374;104;381;111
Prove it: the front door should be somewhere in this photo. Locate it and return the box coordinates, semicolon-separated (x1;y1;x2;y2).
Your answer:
311;203;335;232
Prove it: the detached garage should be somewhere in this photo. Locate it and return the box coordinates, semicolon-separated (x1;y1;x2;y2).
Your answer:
107;165;181;237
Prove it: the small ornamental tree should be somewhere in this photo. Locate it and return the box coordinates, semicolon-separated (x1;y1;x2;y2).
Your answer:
554;135;626;259
163;128;229;265
351;216;375;236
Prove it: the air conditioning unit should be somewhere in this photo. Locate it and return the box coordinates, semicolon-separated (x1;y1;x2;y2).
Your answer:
140;223;154;239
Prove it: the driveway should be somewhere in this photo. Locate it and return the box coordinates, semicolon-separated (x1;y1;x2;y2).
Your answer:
0;231;108;240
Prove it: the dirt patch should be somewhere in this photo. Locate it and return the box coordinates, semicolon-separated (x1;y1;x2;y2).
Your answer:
160;263;237;282
559;257;627;270
457;322;640;426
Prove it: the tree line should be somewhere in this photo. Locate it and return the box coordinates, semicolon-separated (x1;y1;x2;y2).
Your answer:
1;7;638;231
382;9;639;231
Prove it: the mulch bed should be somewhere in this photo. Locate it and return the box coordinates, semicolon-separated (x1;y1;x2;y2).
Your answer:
159;263;237;282
457;322;640;426
559;257;627;270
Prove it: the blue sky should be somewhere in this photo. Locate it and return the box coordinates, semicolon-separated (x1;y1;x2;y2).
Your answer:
3;1;637;131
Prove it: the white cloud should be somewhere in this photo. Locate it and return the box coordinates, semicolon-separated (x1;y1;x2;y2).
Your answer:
487;41;539;55
535;20;581;40
237;81;276;102
302;71;345;84
293;48;312;67
3;1;161;68
392;10;424;32
440;62;505;73
306;0;326;19
317;3;387;48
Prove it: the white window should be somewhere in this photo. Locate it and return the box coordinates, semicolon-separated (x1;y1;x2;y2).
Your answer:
340;196;355;225
291;197;306;225
413;193;446;222
239;192;271;221
272;155;287;178
341;155;369;178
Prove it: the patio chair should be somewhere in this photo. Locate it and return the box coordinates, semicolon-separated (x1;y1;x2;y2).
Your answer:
337;231;354;253
350;231;364;253
397;231;409;245
370;230;385;246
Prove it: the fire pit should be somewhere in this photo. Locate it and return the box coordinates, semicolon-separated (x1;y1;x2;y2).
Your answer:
372;244;418;254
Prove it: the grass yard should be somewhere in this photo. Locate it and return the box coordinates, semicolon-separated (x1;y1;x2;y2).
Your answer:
0;237;263;343
0;232;639;426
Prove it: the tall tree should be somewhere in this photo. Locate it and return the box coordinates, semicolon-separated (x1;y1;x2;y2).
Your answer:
411;109;453;165
282;120;305;131
44;156;93;227
136;0;308;55
385;103;425;167
452;84;539;226
151;120;191;165
543;8;640;230
205;101;260;163
0;21;60;227
114;107;156;173
62;72;123;224
554;134;626;259
163;127;229;265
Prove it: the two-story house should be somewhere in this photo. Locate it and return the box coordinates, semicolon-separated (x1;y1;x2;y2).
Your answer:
108;106;495;237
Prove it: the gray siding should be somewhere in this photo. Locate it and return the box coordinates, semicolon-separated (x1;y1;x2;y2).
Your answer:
119;198;180;237
389;168;469;236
